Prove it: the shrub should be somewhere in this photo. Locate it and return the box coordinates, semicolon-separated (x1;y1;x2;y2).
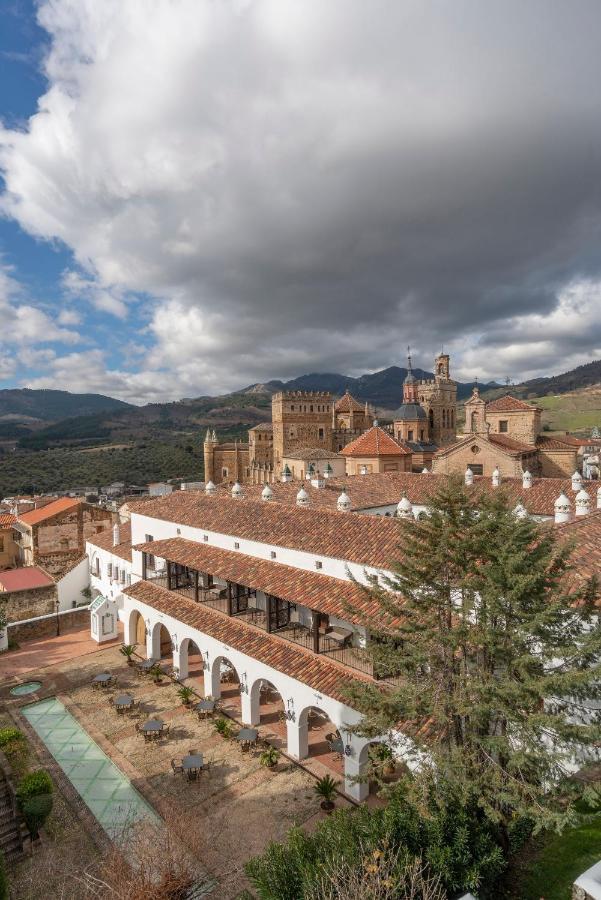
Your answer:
16;769;53;802
0;727;24;749
0;850;8;900
177;685;195;704
260;747;280;768
214;717;234;739
21;794;53;839
314;775;338;807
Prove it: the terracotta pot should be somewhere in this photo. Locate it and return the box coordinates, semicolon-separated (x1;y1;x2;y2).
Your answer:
320;800;335;813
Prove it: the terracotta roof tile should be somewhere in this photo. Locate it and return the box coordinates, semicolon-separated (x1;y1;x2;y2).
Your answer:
488;433;536;454
132;536;392;623
18;497;82;526
485;395;539;413
536;434;581;451
0;514;16;528
335;391;365;413
341;426;412;458
133;492;403;567
88;522;132;561
0;566;54;591
124;579;372;701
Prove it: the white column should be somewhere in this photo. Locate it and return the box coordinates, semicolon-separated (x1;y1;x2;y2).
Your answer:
123;610;133;645
208;661;222;699
145;623;155;660
241;688;260;726
172;645;187;679
287;715;308;760
344;753;369;802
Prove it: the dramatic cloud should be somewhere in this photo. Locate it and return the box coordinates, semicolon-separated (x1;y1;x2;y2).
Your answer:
2;0;601;400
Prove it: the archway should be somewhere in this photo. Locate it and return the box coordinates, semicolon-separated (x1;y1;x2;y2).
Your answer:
298;705;344;778
127;608;147;651
179;637;204;686
210;655;241;716
359;740;405;798
249;678;286;747
150;621;173;661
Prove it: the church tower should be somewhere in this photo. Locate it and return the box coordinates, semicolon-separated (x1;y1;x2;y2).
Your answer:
418;350;457;445
393;350;429;444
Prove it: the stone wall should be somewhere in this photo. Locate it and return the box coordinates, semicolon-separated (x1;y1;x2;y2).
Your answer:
0;583;57;622
432;439;524;478
539;447;578;478
345;454;413;476
272;392;333;468
485;408;541;444
30;504;111;576
7;606;89;643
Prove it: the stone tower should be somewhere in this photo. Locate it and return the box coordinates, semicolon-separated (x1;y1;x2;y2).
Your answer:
271;391;333;470
203;428;218;484
393;351;429;444
418;351;457;445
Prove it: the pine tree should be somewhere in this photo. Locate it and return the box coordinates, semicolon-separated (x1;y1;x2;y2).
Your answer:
346;476;601;841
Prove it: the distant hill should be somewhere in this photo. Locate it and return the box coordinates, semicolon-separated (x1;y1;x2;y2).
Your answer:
0;388;133;423
520;360;601;397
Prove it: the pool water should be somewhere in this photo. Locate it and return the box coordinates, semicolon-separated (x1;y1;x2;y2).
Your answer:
21;697;157;839
10;681;42;696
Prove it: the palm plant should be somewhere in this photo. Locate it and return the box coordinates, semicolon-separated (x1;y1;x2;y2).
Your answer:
149;664;163;684
119;644;137;666
314;774;338;811
177;685;195;706
214;717;234;739
259;747;280;769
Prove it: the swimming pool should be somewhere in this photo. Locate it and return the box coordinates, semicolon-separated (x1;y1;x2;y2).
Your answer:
21;697;158;839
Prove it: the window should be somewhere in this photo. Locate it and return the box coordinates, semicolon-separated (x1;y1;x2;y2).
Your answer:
0;537;4;552
126;573;131;586
203;534;208;542
234;542;240;550
270;551;277;559
471;464;484;475
315;561;323;570
499;420;508;433
222;467;229;478
408;430;414;441
145;534;153;543
420;430;424;440
107;563;113;579
318;427;324;440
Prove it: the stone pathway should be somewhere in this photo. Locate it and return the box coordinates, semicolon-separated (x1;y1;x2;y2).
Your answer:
0;623;123;680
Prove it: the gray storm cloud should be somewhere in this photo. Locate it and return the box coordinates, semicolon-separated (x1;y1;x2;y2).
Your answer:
1;0;601;401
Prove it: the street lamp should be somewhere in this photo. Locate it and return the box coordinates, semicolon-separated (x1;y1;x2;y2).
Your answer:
55;599;60;637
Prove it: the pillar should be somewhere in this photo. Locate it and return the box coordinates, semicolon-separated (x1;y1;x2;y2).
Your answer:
344;752;369;802
173;644;188;679
145;622;155;660
123;610;134;646
241;687;261;726
287;715;308;760
208;661;222;699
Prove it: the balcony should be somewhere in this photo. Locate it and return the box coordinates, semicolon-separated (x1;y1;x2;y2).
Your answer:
145;566;394;681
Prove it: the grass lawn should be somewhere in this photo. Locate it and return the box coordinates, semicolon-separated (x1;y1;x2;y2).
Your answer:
532;389;601;434
511;814;601;900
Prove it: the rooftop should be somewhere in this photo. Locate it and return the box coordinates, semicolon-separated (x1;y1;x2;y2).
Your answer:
341;426;412;457
88;522;132;562
0;566;54;591
335;391;365;413
485;394;539;413
284;447;344;460
0;514;16;528
18;497;82;526
249;423;273;432
393;403;427;421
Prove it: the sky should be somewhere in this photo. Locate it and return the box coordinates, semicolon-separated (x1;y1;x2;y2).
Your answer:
1;0;601;405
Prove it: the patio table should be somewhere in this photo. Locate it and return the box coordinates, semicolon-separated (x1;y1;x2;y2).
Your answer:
114;693;134;712
92;673;112;687
140;719;165;741
138;659;158;671
237;728;258;750
181;753;204;780
195;699;216;717
325;627;353;647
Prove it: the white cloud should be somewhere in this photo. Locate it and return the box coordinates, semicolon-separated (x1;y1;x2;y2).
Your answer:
57;307;82;326
1;0;601;397
0;263;80;347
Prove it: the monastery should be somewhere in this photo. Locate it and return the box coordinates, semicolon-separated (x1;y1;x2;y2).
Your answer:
204;350;598;485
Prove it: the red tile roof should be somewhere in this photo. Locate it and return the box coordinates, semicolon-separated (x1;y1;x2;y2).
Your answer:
88;522;132;561
133;537;393;624
0;566;54;591
0;515;16;528
488;433;537;454
536;434;581;451
124;579;372;701
555;511;601;593
335;391;365;413
18;497;81;526
485;395;539;413
341;426;411;458
132;492;403;567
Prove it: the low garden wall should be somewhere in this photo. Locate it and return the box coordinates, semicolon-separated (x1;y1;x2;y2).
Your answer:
7;606;90;643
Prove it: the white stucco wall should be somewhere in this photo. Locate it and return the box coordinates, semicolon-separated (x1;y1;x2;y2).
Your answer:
56;557;90;611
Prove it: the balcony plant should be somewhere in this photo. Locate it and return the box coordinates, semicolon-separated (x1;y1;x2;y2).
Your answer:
259;747;280;770
119;644;137;666
314;774;338;812
214;717;234;740
177;685;195;707
372;742;396;776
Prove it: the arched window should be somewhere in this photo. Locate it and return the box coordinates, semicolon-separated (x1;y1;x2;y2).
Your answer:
429;409;434;429
471;412;478;432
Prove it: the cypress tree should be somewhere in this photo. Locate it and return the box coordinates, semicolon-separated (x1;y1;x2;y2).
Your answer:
346;476;601;841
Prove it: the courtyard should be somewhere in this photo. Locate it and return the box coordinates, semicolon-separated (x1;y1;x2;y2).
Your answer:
2;634;356;899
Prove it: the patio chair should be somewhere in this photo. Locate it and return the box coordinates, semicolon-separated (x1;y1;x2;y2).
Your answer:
327;739;343;761
161;724;171;737
188;748;199;755
171;759;183;776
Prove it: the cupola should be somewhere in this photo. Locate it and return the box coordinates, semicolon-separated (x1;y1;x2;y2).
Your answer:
337;490;351;512
575;488;591;517
205;480;216;495
296;486;310;507
464;467;474;486
397;496;413;519
554;492;571;524
261;483;274;502
231;482;244;499
522;470;533;489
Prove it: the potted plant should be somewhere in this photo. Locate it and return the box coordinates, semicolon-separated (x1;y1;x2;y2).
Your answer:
259;747;280;770
214;717;234;740
119;644;137;666
373;742;396;776
149;664;163;684
177;685;195;707
314;774;338;812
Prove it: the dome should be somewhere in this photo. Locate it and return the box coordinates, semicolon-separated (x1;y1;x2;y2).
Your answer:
296;486;310;507
231;482;244;499
404;370;417;385
337;490;351;512
393;403;427;421
205;481;216;494
261;484;274;502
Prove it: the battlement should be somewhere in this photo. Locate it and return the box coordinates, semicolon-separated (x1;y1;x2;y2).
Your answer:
273;390;332;400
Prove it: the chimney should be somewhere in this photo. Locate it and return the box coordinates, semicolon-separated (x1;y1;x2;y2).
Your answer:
465;467;474;486
296;486;310;507
513;503;528;519
397;496;413;519
522;470;532;489
554;492;571;524
572;471;583;492
337;490;351;512
492;467;501;487
575;488;591;517
112;523;120;547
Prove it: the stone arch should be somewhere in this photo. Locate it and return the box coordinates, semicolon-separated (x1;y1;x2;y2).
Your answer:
296;704;343;772
209;655;241;714
248;677;287;741
150;620;173;661
178;636;204;683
